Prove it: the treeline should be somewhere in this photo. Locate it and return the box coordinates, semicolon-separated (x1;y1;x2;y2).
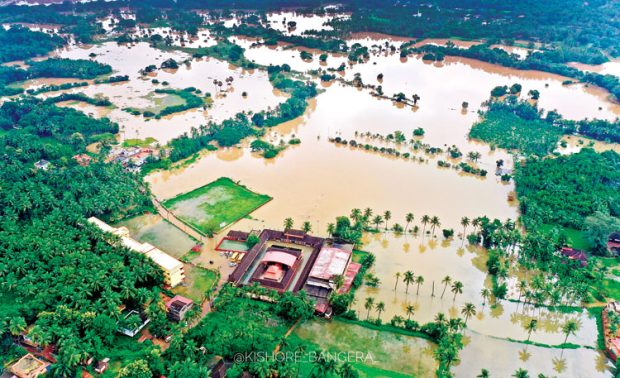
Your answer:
515;148;620;233
0;98;118;144
0;96;162;374
168;113;255;162
471;95;620;156
215;21;348;52
408;44;620;101
0;26;65;63
330;0;618;64
43;93;113;107
251;64;317;127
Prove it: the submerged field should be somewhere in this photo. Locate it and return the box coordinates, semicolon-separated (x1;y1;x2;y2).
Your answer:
293;319;437;378
162;177;272;235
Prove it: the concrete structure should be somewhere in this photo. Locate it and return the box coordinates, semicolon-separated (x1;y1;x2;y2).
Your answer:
9;354;49;378
227;229;360;315
33;160;50;171
165;295;194;322
88;217;185;287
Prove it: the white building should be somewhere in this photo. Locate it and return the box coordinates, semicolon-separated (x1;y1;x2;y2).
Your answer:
88;217;185;287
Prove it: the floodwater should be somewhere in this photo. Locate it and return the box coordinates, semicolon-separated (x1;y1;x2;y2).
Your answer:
144;33;619;376
4;17;619;377
114;213;196;258
294;319;437;377
45;41;287;143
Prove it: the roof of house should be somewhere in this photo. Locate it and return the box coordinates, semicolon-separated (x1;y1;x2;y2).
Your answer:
309;246;351;280
262;250;298;267
166;295;193;309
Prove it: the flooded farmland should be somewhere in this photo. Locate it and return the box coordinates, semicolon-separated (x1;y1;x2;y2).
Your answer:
4;10;618;376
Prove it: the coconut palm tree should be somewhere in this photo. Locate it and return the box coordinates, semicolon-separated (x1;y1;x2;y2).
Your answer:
561;320;579;345
394;272;401;291
481;288;491;306
441;275;452;298
376;301;386;321
350;208;362;223
302;221;312;233
364;297;375;320
363;208;373;221
430;216;441;236
411;93;420;105
383;210;392;230
461;216;470;237
338;362;357;378
451;281;464;301
415;275;424;295
525;319;538;342
512;368;529;378
476;369;490;378
372;215;383;231
405;213;414;232
517;280;527;303
461;303;477;325
327;223;335;237
421;215;430;234
403;271;415;294
333;275;345;290
406;305;415;320
284;217;294;230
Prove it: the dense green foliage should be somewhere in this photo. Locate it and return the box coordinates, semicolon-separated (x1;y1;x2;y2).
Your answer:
471;96;620;155
0;26;65;63
470;105;562;156
332;0;619;64
0;98;162;374
515;149;620;233
28;58;112;79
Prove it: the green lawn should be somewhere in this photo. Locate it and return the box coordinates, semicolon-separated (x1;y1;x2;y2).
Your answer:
540;224;592;251
172;265;218;303
162;177;271;235
352;249;370;263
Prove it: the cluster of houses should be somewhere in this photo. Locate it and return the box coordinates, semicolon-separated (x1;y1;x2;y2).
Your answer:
225;228;361;316
106;146;157;172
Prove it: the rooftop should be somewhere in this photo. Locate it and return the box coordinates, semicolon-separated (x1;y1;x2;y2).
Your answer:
309;246;351;280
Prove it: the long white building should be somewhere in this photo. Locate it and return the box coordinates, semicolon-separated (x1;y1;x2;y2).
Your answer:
88;217;185;287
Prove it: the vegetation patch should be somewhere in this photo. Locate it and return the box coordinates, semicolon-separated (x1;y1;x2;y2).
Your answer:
172;265;218;303
162;177;271;236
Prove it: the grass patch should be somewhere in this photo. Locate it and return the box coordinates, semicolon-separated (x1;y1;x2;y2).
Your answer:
180;249;201;263
172;265;218;303
539;224;592;251
162;177;271;236
470;109;562;156
123;137;157;147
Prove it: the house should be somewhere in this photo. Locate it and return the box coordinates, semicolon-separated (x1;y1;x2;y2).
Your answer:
33;160;50;171
207;356;227;378
560;247;588;267
9;354;49;378
72;154;92;166
88;217;185;287
608;232;620;256
118;309;150;337
94;358;110;374
304;246;353;305
165;295;194;322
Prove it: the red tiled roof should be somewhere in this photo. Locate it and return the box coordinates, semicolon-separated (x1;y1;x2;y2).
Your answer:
338;262;362;294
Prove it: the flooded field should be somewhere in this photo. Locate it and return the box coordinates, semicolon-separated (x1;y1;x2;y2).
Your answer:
142;31;618;376
114;213;196;258
294;319;437;377
5;15;618;376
